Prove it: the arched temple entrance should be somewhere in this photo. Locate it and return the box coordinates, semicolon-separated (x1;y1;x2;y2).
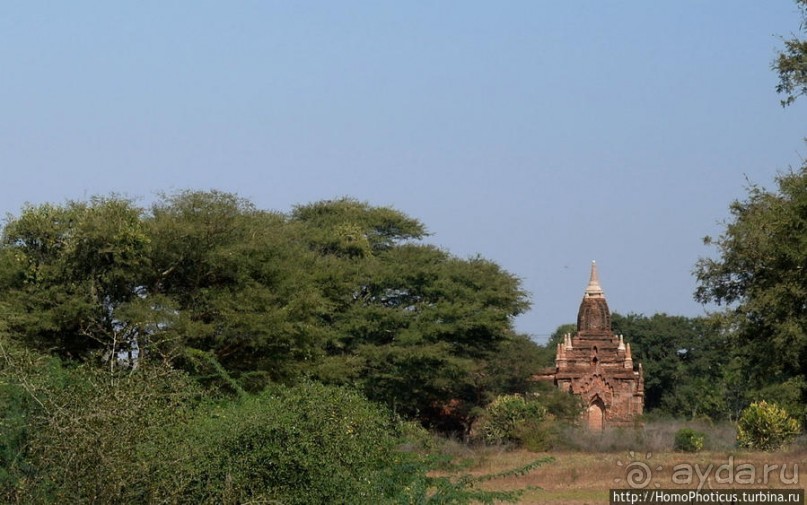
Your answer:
587;398;605;431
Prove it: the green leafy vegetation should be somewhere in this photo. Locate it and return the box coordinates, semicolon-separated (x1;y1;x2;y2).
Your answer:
476;394;548;446
610;313;734;420
737;401;801;451
149;381;416;504
474;387;582;451
673;428;706;453
694;166;807;422
1;337;553;504
0;193;531;431
0;194;550;503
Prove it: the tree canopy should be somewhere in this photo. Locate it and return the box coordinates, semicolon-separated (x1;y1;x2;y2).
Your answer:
0;192;531;428
694;166;807;417
611;313;733;419
0;193;549;501
775;0;807;106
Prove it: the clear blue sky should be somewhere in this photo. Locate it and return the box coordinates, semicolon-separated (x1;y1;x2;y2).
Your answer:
2;1;805;342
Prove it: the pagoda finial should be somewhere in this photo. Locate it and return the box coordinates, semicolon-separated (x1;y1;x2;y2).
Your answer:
625;343;634;369
585;260;604;297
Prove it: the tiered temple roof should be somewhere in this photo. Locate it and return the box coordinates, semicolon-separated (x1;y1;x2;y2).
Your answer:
536;262;644;429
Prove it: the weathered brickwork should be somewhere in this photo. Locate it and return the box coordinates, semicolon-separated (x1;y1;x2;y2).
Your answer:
536;262;644;429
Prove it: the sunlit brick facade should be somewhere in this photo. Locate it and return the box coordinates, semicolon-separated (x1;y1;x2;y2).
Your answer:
536;262;644;429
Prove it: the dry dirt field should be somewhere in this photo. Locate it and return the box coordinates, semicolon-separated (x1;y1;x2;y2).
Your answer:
459;448;807;504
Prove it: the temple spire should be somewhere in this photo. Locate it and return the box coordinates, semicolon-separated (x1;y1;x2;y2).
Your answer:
585;260;604;298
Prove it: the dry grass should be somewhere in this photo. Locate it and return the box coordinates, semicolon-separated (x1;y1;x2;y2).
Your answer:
451;446;807;505
551;420;738;453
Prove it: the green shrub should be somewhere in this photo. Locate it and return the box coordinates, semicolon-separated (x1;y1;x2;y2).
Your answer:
1;347;548;504
0;338;74;502
21;363;202;504
12;367;421;504
154;380;415;504
476;394;553;449
155;380;546;504
530;383;585;421
514;420;557;452
674;427;706;452
737;400;801;451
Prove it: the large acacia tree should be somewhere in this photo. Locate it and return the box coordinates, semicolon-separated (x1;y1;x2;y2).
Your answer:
289;198;530;427
0;197;152;361
0;192;530;428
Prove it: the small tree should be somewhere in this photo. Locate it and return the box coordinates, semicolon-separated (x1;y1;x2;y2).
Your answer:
737;401;801;451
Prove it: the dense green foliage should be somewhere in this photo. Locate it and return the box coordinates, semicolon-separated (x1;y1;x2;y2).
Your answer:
1;336;551;504
673;428;706;453
737;401;801;451
694;167;807;420
152;381;414;504
474;387;582;451
478;334;553;396
18;365;201;503
611;313;733;419
0;193;551;502
0;193;530;430
476;394;548;446
0;197;152;360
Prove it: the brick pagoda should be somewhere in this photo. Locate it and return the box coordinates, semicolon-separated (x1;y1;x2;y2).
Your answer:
537;262;644;429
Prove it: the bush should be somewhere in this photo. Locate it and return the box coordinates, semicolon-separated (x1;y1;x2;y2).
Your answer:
1;341;546;504
530;382;585;421
6;356;422;504
674;427;706;452
737;400;801;451
20;363;202;504
155;380;415;504
476;394;553;450
0;338;75;502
